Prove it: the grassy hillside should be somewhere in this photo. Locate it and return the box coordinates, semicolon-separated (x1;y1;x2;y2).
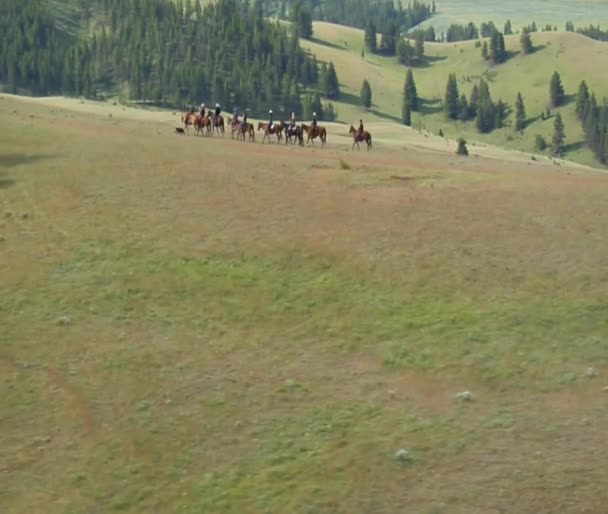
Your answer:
302;24;608;167
418;0;608;35
2;95;608;514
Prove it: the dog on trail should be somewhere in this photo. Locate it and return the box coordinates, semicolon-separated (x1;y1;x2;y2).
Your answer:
175;127;185;135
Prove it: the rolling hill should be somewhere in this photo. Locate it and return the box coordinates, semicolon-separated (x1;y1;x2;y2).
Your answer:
417;0;608;35
2;92;608;514
301;23;608;167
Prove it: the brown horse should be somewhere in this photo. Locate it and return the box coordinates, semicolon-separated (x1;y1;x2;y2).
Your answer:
349;125;372;151
257;121;284;143
236;122;256;142
181;112;197;134
198;115;212;136
228;116;243;139
301;123;327;146
212;115;225;136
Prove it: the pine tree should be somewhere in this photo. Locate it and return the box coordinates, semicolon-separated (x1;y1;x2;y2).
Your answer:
498;32;508;62
469;83;480;117
318;62;328;92
302;93;313;120
458;94;470;121
444;73;460;120
402;101;412;126
324;62;340;99
575;80;590;119
397;39;415;65
520;29;534;54
495;100;508;129
365;20;377;53
515;92;526;130
504;20;513;35
290;0;312;38
583;94;598;145
481;21;498;37
535;134;548;151
404;69;418;111
402;69;418;125
312;91;324;119
490;31;507;63
415;32;425;61
481;41;489;60
380;21;398;56
456;137;469;155
549;71;565;107
360;78;372;108
552;112;565;156
298;8;313;39
475;79;497;133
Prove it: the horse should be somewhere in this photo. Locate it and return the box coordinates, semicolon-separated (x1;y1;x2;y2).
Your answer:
236;122;256;142
301;123;327;146
257;121;284;143
194;114;211;136
283;122;304;146
181;111;197;134
228;116;244;139
212;115;225;136
349;125;372;151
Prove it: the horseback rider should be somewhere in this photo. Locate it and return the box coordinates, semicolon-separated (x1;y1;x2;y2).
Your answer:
200;103;206;117
289;112;296;134
232;107;239;127
214;103;221;124
311;112;318;133
268;109;274;130
357;119;364;139
242;111;248;130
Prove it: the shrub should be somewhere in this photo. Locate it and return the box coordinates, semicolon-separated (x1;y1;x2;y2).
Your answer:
456;137;469;155
535;134;548;151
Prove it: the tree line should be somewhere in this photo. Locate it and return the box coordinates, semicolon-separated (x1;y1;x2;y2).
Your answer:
280;0;433;35
0;0;342;119
358;1;433;60
566;22;608;42
576;81;608;163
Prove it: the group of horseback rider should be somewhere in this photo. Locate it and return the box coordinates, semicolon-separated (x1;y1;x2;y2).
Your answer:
193;102;224;123
189;102;366;140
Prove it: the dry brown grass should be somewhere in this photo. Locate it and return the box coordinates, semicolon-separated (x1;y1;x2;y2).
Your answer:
2;96;608;514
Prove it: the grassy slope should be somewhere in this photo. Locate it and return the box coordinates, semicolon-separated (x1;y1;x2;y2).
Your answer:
302;24;608;167
2;95;608;514
418;0;608;35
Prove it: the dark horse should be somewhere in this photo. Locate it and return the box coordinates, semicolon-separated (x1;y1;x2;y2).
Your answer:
236;122;256;142
283;122;304;146
301;123;327;146
349;125;372;151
